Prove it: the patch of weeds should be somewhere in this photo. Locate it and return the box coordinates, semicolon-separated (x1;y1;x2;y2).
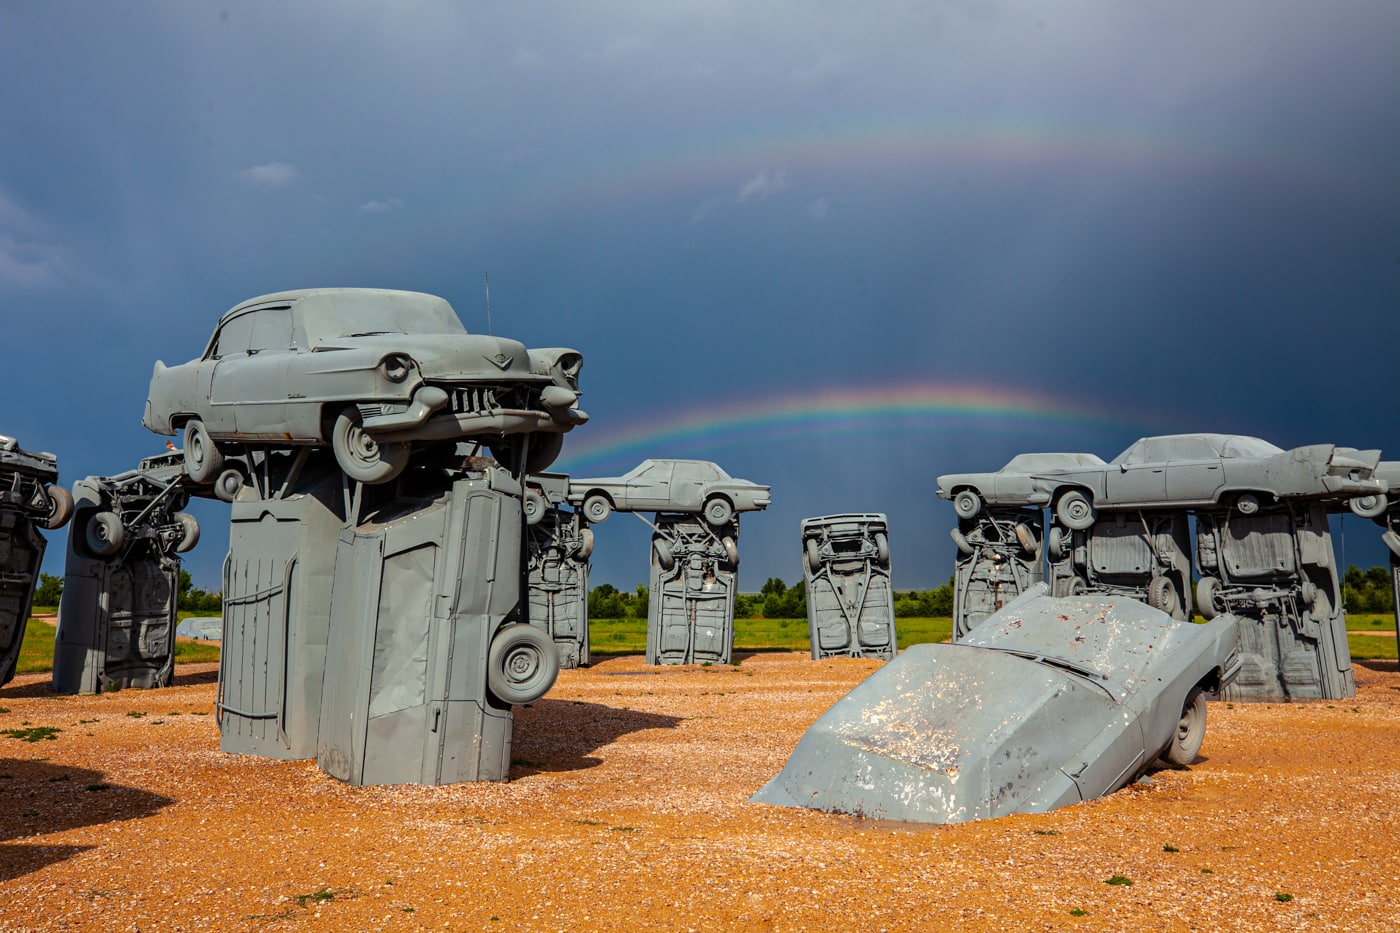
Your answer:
402;907;415;913
1068;908;1087;917
1275;893;1293;903
1104;875;1133;886
192;711;210;715
292;887;358;909
86;783;111;792
701;661;713;667
126;711;146;719
1162;844;1179;853
167;712;181;716
490;916;500;922
77;718;98;724
1200;868;1214;874
48;774;69;783
3;726;61;742
570;819;606;826
610;826;639;833
1219;845;1236;851
778;620;790;628
1032;829;1058;836
0;706;9;714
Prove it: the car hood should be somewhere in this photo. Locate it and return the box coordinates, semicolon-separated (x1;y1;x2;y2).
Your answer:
309;333;548;381
751;644;1122;823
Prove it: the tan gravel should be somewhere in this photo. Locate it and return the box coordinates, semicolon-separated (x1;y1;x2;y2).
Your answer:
2;652;1399;932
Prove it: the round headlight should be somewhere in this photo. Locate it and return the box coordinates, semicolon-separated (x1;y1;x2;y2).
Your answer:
381;354;413;383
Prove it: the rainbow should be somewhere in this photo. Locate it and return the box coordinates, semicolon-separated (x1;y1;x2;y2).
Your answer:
555;381;1177;472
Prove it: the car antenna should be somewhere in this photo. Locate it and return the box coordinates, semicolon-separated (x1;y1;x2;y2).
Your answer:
484;271;494;336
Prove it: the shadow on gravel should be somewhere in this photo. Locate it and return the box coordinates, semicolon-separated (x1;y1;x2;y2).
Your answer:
508;699;682;776
1356;659;1398;674
0;680;61;699
171;668;220;687
0;760;172;881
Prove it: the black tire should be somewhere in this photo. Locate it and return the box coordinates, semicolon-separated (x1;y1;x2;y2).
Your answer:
1047;526;1067;562
332;407;410;484
949;527;973;557
1147;575;1182;618
183;420;224;483
524;491;547;526
722;535;740;568
42;485;73;530
1197;576;1221;621
1162;689;1207;767
582;494;612;524
1068;576;1088;596
703;496;734;527
873;531;890;564
573;528;595;561
214;468;244;503
524;432;564;475
952;489;982;521
1236;493;1261;516
806;537;823;572
1350;493;1389;519
653;537;676;571
1055;489;1096;531
1014;523;1038;557
173;512;200;553
486;623;560;705
86;511;126;557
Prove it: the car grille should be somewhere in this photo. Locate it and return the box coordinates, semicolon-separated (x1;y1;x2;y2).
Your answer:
433;383;536;415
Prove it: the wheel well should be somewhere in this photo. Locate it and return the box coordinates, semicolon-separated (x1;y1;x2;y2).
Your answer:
1053;484;1093;504
1194;669;1223;697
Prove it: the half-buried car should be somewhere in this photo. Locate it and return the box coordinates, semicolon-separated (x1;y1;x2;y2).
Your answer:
751;586;1242;824
143;288;588;485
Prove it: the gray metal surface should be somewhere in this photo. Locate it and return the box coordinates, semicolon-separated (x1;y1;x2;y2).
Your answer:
950;507;1044;641
1194;502;1354;700
1047;510;1193;621
317;466;548;785
801;514;896;660
143;288;587;484
524;473;591;669
752;590;1241;824
567;459;770;525
52;458;198;694
646;514;738;665
0;435;71;685
218;471;344;759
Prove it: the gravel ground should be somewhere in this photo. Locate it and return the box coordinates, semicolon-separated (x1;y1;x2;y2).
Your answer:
1;652;1398;932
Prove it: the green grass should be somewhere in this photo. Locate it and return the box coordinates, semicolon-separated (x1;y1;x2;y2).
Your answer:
15;617;221;675
590;616;954;657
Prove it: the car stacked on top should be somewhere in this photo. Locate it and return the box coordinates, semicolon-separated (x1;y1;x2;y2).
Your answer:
143;288;587;488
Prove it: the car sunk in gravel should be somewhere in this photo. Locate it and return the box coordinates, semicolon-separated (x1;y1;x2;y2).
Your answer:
143;288;588;485
566;459;770;525
939;434;1384;530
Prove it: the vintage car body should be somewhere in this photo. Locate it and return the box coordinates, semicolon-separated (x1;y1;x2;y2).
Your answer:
801;513;896;660
566;459;770;525
940;435;1382;530
937;452;1107;520
751;588;1242;824
1;434;73;684
143;288;587;483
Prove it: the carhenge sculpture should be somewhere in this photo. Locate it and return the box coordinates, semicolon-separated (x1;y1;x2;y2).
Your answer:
52;452;200;694
523;472;593;669
938;434;1382;700
0;434;73;686
566;459;770;666
800;514;896;660
140;288;588;785
752;587;1242;824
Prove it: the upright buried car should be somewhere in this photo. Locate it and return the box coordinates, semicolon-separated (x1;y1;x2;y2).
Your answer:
143;288;587;485
751;587;1242;824
566;459;770;525
1;434;73;684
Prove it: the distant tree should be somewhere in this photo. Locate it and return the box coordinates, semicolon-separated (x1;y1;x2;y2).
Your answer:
33;573;63;608
177;569;223;613
634;583;649;619
1343;565;1395;614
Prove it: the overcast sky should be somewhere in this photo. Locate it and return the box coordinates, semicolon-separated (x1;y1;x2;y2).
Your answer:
3;1;1398;590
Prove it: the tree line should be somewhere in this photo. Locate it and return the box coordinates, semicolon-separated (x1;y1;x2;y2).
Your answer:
32;570;222;613
585;576;956;620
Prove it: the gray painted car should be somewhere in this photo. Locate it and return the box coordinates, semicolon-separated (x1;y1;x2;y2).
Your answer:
937;452;1107;521
940;435;1382;531
1;434;73;684
143;288;588;485
751;587;1242;824
566;459;771;525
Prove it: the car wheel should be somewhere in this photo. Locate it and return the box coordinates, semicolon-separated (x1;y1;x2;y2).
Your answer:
492;432;565;475
952;489;982;521
183;420;224;483
582;494;612;524
172;512;200;552
722;535;740;568
874;531;890;564
332;407;410;484
653;537;676;571
486;623;559;706
573;527;595;561
1197;576;1221;620
1147;575;1182;618
1014;522;1038;557
1236;493;1261;516
1162;689;1207;767
703;496;734;527
806;537;823;572
86;511;126;557
42;485;73;530
1055;490;1096;531
1350;492;1389;519
1047;526;1067;562
523;491;547;526
1068;575;1088;596
214;468;244;503
949;527;974;557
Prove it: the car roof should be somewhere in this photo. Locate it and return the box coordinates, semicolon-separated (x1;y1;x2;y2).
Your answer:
218;287;449;322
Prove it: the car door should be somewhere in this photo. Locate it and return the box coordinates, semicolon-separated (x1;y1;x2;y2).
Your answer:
625;461;674;511
1106;440;1168;506
1163;437;1227;504
208;306;294;439
669;462;709;510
